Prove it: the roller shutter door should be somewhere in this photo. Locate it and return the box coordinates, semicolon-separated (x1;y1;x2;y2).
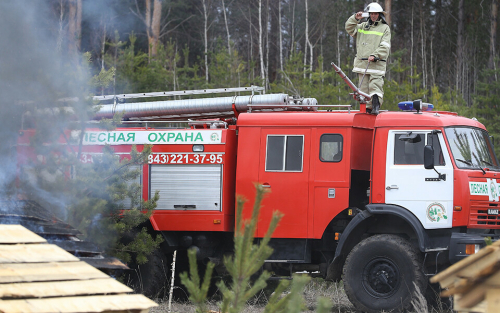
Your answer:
150;164;222;211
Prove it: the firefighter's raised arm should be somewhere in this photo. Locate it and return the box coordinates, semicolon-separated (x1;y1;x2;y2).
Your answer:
345;13;362;37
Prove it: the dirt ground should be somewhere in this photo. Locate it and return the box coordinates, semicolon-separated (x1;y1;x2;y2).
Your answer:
149;279;356;313
148;278;452;313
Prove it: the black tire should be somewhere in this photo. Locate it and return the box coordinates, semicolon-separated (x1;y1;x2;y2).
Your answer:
343;234;427;312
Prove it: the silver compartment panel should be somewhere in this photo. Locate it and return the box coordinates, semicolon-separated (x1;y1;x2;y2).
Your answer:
150;164;222;211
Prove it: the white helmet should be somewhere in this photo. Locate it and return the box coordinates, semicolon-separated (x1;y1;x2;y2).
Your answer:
365;2;385;14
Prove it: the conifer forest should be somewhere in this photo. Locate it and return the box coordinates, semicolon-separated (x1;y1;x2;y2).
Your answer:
21;0;500;154
3;0;500;145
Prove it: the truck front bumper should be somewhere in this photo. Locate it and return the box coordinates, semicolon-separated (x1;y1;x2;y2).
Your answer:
449;232;500;264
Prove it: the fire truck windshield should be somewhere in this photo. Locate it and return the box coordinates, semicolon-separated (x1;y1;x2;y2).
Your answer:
445;127;500;171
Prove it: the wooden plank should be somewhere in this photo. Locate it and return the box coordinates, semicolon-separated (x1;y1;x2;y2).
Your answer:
456;252;500;280
430;244;497;286
0;261;108;283
432;248;500;288
486;289;500;313
442;267;500;297
457;284;488;309
0;278;132;298
0;244;79;263
483;270;500;288
0;294;158;313
0;225;46;244
440;278;471;297
454;295;486;313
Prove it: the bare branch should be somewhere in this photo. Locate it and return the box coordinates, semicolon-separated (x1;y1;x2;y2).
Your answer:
159;15;195;38
130;0;147;25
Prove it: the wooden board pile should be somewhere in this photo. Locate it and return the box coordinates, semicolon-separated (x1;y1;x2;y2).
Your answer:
0;224;158;313
430;240;500;312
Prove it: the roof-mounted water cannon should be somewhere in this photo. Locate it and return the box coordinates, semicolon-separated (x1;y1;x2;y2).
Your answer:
331;62;371;112
398;100;434;113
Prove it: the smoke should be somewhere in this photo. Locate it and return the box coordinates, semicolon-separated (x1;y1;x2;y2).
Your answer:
0;1;90;214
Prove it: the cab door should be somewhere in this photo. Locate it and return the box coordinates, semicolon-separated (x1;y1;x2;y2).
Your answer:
258;129;310;238
385;130;454;229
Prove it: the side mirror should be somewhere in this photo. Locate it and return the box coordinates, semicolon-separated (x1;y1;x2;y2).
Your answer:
424;145;434;169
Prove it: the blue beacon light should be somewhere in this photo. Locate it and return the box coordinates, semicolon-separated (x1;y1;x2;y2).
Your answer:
398;100;434;112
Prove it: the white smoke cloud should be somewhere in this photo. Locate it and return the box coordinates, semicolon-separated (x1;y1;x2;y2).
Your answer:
0;1;89;213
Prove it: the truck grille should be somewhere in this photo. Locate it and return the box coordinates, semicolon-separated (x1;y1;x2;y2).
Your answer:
469;201;500;228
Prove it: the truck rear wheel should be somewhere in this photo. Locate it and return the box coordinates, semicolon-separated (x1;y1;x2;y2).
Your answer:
343;234;426;312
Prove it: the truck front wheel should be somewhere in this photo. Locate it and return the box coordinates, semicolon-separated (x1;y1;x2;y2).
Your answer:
343;234;426;312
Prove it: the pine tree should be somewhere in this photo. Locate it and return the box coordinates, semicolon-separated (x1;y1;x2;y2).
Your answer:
180;184;333;312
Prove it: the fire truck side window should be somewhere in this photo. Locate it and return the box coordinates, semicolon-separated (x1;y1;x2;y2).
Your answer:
394;134;425;164
265;135;304;171
319;134;343;162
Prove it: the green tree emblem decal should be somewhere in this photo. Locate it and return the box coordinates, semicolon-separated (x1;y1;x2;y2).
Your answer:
427;203;448;222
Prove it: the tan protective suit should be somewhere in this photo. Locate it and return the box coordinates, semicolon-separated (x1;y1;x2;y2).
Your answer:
345;14;391;108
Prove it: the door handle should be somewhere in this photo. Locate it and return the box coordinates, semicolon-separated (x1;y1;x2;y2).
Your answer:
261;183;271;188
386;185;399;190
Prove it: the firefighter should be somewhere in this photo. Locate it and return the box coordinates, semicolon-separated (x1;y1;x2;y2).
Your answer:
345;2;391;114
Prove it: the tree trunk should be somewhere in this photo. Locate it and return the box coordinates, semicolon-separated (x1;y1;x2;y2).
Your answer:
57;0;64;54
384;0;392;26
279;0;283;73
68;0;82;56
410;3;414;90
222;0;231;56
249;1;254;81
304;0;309;79
259;0;265;87
76;0;82;50
490;0;498;81
306;0;313;80
203;0;209;83
420;0;426;91
269;0;278;83
430;32;435;87
150;0;162;57
266;0;269;88
145;0;152;60
101;19;106;71
290;0;295;58
456;0;464;96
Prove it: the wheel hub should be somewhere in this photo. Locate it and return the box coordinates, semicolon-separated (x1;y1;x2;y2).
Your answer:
362;257;400;298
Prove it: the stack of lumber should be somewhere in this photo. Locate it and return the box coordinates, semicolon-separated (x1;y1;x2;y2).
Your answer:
0;200;128;271
0;224;158;313
430;240;500;313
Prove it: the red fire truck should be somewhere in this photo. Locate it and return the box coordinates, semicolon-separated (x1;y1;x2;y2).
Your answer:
16;83;500;312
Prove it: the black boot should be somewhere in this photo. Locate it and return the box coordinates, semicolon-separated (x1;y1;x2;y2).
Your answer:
371;95;380;114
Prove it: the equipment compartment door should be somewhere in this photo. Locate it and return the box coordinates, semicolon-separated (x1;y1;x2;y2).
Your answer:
384;130;454;229
150;164;222;211
258;129;310;238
